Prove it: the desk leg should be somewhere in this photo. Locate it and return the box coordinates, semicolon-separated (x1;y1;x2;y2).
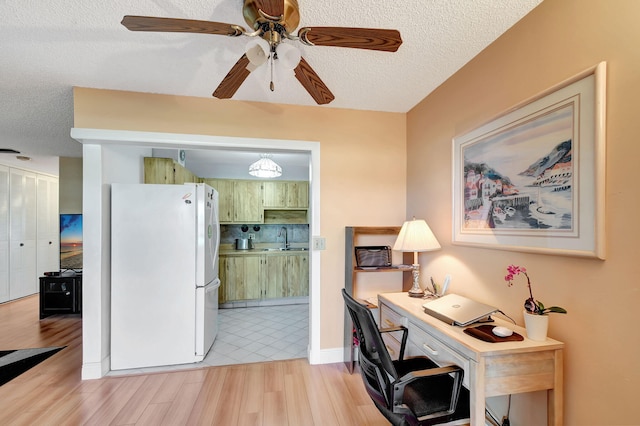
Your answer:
548;349;564;425
469;359;486;426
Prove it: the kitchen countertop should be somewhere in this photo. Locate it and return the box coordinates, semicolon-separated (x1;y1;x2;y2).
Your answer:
219;243;309;255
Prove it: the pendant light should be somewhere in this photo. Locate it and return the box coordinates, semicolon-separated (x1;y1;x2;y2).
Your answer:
249;154;282;178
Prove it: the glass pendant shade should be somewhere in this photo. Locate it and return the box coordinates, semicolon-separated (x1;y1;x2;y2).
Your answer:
245;38;270;67
249;154;282;178
275;43;301;70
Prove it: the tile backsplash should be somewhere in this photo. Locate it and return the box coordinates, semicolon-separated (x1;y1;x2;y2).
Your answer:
220;224;309;245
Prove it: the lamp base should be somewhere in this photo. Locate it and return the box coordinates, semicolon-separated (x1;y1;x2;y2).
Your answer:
407;288;425;298
407;263;424;297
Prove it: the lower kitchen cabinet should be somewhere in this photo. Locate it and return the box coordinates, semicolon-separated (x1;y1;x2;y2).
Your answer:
220;253;309;303
286;254;309;297
263;255;287;299
220;255;262;302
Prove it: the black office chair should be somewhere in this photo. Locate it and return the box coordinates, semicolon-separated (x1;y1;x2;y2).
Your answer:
342;289;470;426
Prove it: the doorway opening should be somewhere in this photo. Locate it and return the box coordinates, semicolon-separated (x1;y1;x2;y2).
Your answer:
72;128;321;378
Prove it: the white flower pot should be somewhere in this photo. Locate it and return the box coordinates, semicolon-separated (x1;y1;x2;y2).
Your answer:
523;311;549;341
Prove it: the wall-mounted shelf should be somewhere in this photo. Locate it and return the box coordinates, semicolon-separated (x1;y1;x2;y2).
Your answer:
343;226;411;373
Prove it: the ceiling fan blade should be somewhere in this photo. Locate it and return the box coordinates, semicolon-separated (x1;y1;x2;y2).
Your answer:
213;55;253;99
294;57;335;105
300;27;402;52
252;0;285;18
121;15;242;36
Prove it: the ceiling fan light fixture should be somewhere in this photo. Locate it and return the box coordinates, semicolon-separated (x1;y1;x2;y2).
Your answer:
245;37;270;67
249;154;282;178
275;43;301;70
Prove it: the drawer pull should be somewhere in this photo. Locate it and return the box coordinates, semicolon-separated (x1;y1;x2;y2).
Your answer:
384;319;396;327
422;344;438;356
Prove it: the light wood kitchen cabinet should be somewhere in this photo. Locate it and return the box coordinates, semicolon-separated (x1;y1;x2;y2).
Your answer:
286;253;309;297
173;163;199;184
287;181;308;208
203;179;263;224
263;253;309;298
220;252;309;302
144;157;199;184
221;255;262;301
263;255;287;299
233;180;263;223
202;179;234;223
263;181;308;208
262;181;287;208
201;178;309;224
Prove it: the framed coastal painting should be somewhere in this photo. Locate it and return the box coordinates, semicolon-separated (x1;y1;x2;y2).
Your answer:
452;62;606;259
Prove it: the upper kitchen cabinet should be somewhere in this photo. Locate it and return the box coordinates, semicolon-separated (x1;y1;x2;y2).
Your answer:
262;181;309;224
144;157;199;184
202;179;234;223
203;179;263;224
263;181;309;209
233;180;263;223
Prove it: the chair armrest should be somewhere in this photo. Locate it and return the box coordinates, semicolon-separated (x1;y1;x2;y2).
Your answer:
399;365;462;382
392;365;464;420
379;325;408;361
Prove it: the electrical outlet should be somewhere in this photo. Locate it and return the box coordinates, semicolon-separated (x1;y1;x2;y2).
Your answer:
313;237;326;250
248;233;255;239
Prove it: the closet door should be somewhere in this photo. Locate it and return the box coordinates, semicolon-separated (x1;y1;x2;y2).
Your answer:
37;175;59;277
9;168;38;300
0;166;9;303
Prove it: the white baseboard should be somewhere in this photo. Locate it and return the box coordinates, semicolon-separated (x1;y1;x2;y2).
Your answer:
308;347;344;365
81;356;110;380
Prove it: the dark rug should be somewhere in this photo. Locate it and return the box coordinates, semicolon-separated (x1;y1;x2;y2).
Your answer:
0;346;65;386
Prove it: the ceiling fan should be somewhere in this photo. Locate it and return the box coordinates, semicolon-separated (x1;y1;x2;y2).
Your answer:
121;0;402;105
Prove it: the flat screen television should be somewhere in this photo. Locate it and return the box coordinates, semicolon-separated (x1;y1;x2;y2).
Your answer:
60;214;83;272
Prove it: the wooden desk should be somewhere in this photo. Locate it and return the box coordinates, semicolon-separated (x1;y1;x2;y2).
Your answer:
378;292;563;426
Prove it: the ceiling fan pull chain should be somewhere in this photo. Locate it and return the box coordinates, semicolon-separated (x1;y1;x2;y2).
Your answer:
269;23;276;91
270;61;275;91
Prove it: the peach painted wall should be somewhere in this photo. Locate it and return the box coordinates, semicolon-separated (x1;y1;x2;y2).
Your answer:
407;0;639;424
73;88;407;350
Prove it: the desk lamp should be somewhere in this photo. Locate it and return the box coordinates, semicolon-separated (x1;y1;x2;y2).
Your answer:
393;218;441;298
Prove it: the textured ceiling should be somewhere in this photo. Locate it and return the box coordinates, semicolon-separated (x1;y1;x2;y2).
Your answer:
0;0;542;167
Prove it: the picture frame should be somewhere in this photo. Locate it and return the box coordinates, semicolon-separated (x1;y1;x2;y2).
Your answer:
452;62;606;259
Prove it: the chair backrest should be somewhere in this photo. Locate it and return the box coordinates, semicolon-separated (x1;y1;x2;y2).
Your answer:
342;289;399;406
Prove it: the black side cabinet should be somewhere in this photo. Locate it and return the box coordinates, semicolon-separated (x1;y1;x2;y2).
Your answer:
39;275;82;319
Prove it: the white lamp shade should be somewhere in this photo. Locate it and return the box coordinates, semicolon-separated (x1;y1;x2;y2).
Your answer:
248;154;282;178
393;219;441;252
275;43;301;70
246;38;270;67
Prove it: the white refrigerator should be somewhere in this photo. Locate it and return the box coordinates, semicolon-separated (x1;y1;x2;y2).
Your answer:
110;183;220;370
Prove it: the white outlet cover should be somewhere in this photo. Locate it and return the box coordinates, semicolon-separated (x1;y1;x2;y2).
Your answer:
313;237;326;250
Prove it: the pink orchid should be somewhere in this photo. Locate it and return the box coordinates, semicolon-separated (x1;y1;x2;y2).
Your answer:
505;265;567;315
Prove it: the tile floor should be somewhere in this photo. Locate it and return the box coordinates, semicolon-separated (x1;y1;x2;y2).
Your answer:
108;303;309;376
203;303;309;367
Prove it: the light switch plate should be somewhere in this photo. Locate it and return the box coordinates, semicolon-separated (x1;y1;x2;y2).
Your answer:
313;236;326;250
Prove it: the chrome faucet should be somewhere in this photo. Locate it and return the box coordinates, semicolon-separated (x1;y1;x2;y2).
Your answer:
278;226;289;249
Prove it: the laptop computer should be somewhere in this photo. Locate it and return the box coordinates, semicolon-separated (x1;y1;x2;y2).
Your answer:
422;294;499;326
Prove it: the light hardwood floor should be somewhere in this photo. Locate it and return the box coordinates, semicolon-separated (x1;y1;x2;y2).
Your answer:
0;295;388;425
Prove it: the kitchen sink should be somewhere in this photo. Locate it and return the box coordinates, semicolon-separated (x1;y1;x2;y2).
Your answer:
261;247;308;251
